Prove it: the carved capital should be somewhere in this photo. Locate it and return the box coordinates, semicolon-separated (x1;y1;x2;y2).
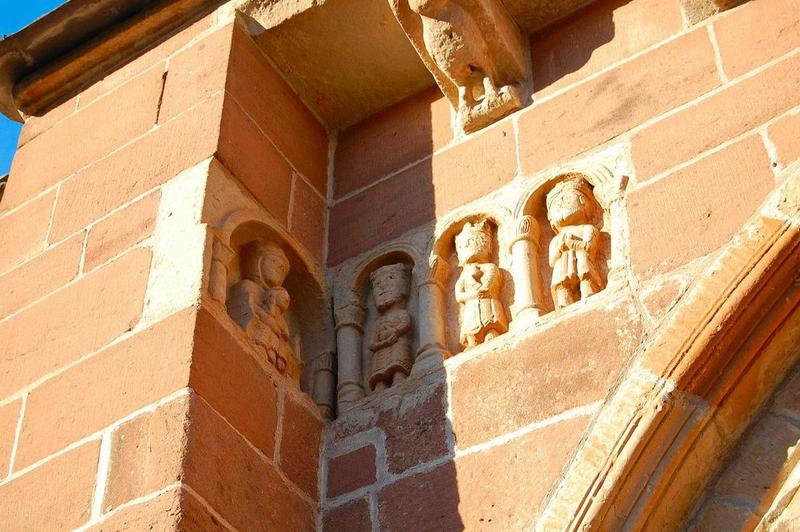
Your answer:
310;351;336;374
419;255;450;289
334;296;366;332
510;215;541;248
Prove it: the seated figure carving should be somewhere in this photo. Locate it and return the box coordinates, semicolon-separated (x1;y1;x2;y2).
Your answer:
368;263;414;392
546;177;604;310
227;241;302;380
455;220;508;349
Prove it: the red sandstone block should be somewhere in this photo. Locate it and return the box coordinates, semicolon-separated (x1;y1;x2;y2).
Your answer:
159;24;234;123
377;463;462;531
0;440;100;530
0;399;21;477
89;487;224;532
632;52;800;182
769;112;800;170
519;28;719;175
771;367;800;420
453;415;590;528
218;95;294;226
450;296;642;448
290;176;327;260
49;92;224;242
5;66;165;210
228;26;329;194
0;190;55;274
104;395;191;510
0;247;152;400
80;14;216;108
531;0;683;97
190;307;279;460
334;86;452;199
327;445;377;498
280;392;323;500
323;497;372;532
185;394;315;531
639;267;698;326
18;96;78;147
84;189;161;272
15;307;195;470
0;231;82;320
628;135;774;280
713;0;800;79
329;122;515;264
378;381;449;475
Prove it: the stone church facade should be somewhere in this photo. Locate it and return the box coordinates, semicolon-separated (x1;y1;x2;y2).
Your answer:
0;0;798;529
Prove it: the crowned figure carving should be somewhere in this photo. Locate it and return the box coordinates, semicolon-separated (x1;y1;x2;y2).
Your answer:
546;177;604;310
227;241;302;380
368;263;414;392
455;220;508;349
389;0;528;132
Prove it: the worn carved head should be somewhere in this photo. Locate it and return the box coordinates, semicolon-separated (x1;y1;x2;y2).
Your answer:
455;219;493;265
241;241;290;288
546;176;598;231
408;0;446;16
370;263;411;310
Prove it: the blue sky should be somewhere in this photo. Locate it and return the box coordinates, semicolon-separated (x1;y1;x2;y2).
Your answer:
0;1;67;175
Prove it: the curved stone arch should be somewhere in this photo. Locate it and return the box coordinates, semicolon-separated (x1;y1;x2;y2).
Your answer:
427;203;514;262
535;167;800;531
512;162;621;220
212;207;336;416
349;241;421;293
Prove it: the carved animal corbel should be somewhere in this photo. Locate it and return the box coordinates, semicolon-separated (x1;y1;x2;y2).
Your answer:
389;0;530;133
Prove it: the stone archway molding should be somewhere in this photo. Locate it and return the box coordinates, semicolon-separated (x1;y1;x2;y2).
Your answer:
536;163;800;531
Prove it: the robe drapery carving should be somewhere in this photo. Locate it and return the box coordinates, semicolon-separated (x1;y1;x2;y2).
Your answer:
389;0;529;133
368;263;414;391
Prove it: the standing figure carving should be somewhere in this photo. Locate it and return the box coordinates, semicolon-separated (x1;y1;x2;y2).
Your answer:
389;0;528;132
546;177;604;310
368;263;414;392
455;220;508;349
227;241;302;380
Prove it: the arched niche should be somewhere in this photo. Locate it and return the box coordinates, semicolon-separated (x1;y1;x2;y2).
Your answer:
210;210;335;417
513;163;626;315
334;244;421;411
427;206;515;356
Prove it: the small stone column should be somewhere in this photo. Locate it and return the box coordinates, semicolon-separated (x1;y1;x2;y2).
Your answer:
334;296;366;409
209;237;235;303
311;351;336;419
413;255;451;374
510;215;545;323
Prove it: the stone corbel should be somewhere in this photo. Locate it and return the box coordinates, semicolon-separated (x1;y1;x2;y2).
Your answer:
334;295;367;409
389;0;530;133
509;215;545;323
413;254;451;374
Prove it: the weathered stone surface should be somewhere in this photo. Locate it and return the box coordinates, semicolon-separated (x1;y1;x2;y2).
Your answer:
15;307;195;469
378;463;463;530
451;296;641;448
0;190;56;274
279;392;323;500
0;232;83;319
84;189;160;272
629;135;774;280
531;0;683;97
0;440;100;530
0;247;152;399
104;396;191;510
0;399;21;476
327;445;377;499
770;112;800;171
290;176;327;260
713;0;800;79
323;497;372;532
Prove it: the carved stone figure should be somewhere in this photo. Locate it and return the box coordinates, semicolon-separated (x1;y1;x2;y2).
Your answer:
389;0;528;132
454;220;508;349
227;241;302;380
546;177;604;310
368;263;414;392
